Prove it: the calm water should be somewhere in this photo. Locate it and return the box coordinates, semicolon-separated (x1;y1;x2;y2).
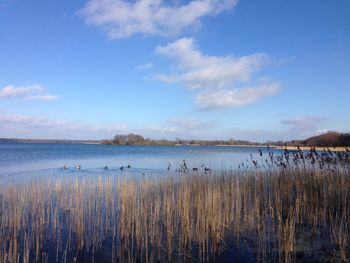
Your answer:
0;143;275;178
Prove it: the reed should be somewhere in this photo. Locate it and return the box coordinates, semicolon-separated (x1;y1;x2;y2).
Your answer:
0;149;349;262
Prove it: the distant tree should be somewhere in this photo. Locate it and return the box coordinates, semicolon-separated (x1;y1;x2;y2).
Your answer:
112;134;145;145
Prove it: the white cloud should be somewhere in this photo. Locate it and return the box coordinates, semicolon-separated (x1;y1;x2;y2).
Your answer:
79;0;237;38
281;116;327;138
0;84;43;97
155;38;269;89
168;117;217;129
0;84;60;101
135;63;154;71
195;83;280;110
153;38;279;110
226;116;328;142
0;114;63;129
0;112;127;140
24;95;60;101
137;118;218;139
143;126;177;134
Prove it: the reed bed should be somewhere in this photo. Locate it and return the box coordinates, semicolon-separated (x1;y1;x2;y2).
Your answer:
0;150;349;262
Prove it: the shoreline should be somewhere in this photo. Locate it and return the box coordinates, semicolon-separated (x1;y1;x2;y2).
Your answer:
215;144;266;147
276;146;349;152
1;139;349;151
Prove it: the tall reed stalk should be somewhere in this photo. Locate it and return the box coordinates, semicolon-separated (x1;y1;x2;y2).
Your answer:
0;149;349;262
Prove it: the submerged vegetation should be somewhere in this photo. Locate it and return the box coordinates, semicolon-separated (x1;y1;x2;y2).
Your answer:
0;149;349;262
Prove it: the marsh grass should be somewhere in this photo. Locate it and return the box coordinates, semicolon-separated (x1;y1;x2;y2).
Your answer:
0;149;349;262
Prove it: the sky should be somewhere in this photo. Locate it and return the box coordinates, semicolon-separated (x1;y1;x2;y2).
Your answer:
0;0;349;141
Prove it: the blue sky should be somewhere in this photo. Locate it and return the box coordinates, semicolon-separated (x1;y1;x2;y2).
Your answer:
0;0;349;141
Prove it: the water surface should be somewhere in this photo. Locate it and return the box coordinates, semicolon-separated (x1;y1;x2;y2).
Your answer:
0;143;275;178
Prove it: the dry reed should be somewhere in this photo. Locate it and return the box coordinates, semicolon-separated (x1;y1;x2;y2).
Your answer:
0;149;349;262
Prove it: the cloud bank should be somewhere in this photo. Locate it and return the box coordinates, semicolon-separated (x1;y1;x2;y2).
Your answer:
227;116;328;142
168;117;216;129
281;116;328;139
138;117;217;139
80;0;237;38
0;84;60;101
154;38;280;110
0;112;127;140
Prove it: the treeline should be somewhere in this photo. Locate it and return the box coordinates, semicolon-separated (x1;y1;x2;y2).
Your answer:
3;131;349;147
101;131;350;147
101;134;262;146
101;134;176;146
289;131;350;147
176;138;261;146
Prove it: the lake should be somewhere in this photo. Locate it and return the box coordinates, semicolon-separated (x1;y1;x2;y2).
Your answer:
0;143;275;177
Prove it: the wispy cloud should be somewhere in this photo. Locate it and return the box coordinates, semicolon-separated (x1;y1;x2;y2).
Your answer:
136;117;218;139
153;38;280;110
135;63;154;71
281;116;326;127
0;84;60;101
24;95;60;101
226;116;328;142
168;117;217;129
142;126;177;134
0;113;66;129
0;84;43;98
196;83;280;110
79;0;237;38
281;116;328;138
0;112;127;139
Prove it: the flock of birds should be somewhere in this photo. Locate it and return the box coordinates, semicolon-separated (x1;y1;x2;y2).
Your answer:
62;160;212;174
61;147;350;175
170;160;211;174
61;146;350;176
62;164;132;171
